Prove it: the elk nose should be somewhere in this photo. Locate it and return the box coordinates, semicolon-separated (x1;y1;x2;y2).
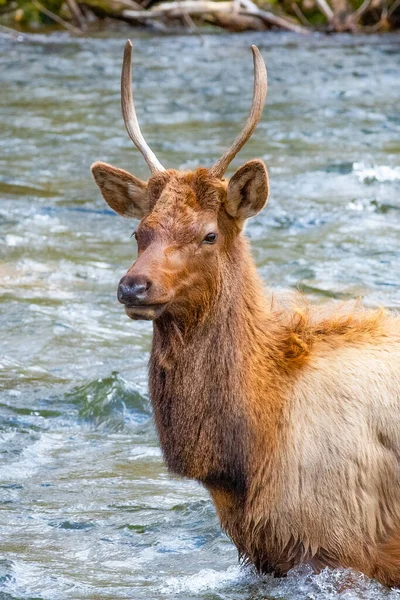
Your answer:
118;275;152;305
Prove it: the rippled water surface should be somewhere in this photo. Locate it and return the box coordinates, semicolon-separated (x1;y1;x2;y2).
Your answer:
1;30;400;599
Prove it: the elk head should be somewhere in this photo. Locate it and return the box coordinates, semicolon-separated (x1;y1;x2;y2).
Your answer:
92;41;269;321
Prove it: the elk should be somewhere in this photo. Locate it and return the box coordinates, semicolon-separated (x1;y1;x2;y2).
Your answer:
92;41;400;586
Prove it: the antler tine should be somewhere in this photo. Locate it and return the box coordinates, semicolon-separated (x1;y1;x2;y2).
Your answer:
209;46;267;179
121;40;165;175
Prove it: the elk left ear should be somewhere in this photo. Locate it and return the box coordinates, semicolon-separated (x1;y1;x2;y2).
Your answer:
225;160;269;221
91;161;149;219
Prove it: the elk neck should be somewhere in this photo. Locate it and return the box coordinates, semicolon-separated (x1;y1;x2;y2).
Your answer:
149;232;287;497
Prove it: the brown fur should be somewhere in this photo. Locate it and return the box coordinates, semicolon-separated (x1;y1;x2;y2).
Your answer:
92;163;400;587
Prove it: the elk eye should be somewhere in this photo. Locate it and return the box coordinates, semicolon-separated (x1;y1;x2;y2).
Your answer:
131;229;138;240
203;232;218;244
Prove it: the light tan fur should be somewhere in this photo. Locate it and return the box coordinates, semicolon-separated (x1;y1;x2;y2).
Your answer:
215;297;400;583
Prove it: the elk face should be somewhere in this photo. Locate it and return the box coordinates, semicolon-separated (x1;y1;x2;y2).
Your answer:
92;162;268;321
92;41;269;321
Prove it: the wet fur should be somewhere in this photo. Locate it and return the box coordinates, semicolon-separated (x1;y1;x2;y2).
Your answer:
94;166;400;586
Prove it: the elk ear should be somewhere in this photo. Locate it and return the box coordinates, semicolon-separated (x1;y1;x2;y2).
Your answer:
91;161;149;219
225;160;269;221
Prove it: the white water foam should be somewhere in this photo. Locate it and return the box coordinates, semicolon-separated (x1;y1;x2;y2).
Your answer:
159;565;255;594
0;432;64;481
159;564;400;599
267;566;400;600
129;445;162;460
353;162;400;183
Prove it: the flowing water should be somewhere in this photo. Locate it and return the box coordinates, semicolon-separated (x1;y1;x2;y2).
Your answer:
1;29;400;599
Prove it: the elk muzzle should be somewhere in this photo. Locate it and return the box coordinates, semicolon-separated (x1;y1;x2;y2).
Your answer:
118;274;151;305
117;271;170;321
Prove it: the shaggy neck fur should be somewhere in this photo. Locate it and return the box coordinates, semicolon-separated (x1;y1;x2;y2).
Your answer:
149;233;286;497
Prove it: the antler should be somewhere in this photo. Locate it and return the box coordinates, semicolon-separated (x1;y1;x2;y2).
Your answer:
121;40;165;174
209;46;267;179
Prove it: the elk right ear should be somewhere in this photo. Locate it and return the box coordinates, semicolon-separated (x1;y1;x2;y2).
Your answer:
91;161;149;219
225;160;269;222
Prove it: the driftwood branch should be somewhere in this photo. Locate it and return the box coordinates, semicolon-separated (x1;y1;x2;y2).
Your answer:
291;1;312;26
313;0;367;31
387;0;400;15
314;0;334;20
66;0;87;29
124;1;233;18
32;0;83;33
81;0;143;17
123;0;309;32
209;10;268;29
240;0;309;32
350;0;373;20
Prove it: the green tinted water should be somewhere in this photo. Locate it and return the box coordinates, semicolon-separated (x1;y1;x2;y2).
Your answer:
0;31;400;599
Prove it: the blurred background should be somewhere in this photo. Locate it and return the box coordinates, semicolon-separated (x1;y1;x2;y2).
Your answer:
0;14;400;600
1;0;400;33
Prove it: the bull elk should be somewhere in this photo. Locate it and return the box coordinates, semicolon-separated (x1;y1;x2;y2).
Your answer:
91;41;400;586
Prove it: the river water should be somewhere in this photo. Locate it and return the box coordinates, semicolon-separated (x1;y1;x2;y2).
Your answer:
1;30;400;599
